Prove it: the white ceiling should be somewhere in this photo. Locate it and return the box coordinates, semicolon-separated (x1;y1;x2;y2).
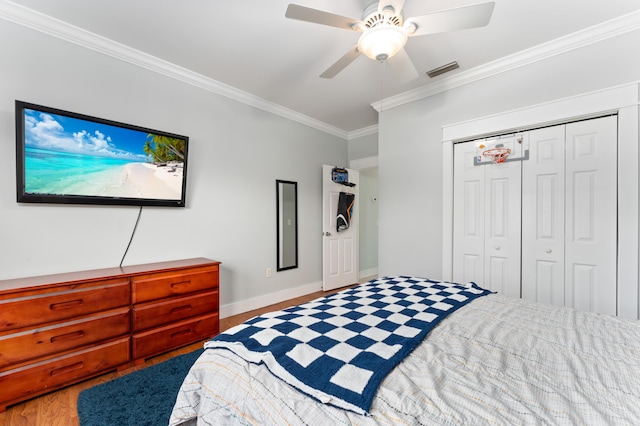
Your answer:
4;0;640;136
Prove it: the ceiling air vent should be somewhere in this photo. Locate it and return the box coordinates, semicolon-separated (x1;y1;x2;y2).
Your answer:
426;61;460;78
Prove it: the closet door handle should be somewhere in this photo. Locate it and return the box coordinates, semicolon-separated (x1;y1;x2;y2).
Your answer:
494;245;501;250
546;249;552;253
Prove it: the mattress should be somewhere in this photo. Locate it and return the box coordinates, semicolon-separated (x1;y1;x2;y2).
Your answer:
169;281;640;425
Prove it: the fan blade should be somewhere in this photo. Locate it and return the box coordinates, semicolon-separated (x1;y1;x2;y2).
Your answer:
378;0;406;16
406;2;495;36
285;4;361;31
320;46;361;79
388;48;419;83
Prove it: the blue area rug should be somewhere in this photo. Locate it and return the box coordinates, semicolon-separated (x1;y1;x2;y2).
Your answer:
77;349;203;426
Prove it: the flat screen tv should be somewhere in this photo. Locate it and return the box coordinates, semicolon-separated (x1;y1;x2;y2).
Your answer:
15;100;189;207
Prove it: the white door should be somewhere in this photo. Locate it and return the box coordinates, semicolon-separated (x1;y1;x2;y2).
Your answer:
453;138;522;297
518;116;617;315
483;138;522;297
522;126;566;306
322;165;359;291
564;116;617;315
453;142;485;284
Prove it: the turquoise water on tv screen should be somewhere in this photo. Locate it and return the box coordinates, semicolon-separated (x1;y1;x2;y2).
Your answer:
25;147;140;196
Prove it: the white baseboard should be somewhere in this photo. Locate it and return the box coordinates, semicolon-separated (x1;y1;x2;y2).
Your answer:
220;281;322;319
360;267;378;281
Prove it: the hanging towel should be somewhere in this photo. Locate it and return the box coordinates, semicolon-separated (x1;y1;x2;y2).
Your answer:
337;192;355;232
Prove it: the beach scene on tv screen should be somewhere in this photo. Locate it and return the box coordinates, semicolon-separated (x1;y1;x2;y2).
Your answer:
23;108;185;201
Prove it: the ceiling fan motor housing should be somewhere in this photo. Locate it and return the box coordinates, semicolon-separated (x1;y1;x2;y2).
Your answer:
361;1;404;28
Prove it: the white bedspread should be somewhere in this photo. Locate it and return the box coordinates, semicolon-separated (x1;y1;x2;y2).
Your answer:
170;293;640;425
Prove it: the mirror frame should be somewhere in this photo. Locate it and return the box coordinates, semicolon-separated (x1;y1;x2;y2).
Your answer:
276;180;298;271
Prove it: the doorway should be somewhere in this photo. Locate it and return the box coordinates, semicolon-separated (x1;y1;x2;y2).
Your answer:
357;167;378;282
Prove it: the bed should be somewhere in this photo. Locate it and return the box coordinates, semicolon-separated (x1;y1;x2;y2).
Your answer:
169;276;640;425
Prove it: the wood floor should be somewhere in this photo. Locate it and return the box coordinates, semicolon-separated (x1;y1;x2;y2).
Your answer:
0;285;356;426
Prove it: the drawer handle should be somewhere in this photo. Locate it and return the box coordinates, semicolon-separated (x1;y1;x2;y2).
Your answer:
50;299;83;311
170;305;193;314
170;280;192;291
51;362;84;377
171;328;192;339
51;330;85;343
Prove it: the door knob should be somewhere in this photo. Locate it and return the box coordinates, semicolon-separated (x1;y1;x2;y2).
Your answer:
546;249;552;253
495;245;501;250
324;232;331;236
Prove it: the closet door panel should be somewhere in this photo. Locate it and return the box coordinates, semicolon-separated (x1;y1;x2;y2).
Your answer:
454;138;521;296
484;136;522;297
570;263;597;312
522;127;565;306
532;260;561;304
484;165;521;298
565;116;617;315
572;171;596;241
453;144;485;284
462;254;482;284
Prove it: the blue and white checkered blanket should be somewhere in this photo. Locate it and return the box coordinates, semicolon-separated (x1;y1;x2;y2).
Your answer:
207;276;492;414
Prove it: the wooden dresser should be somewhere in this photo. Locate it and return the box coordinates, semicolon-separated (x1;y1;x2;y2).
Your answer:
0;258;220;411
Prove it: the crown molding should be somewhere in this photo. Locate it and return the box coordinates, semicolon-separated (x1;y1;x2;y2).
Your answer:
372;9;640;112
8;0;636;138
0;0;349;140
348;124;378;140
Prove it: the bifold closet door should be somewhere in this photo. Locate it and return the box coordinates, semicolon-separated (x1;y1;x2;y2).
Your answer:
452;138;521;297
452;143;484;285
521;126;565;306
454;116;617;314
521;116;617;315
564;117;617;315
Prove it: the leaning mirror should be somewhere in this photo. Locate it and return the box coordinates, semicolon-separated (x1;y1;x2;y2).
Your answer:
276;180;298;271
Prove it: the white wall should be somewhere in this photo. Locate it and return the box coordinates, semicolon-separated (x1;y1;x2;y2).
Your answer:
378;28;640;280
348;132;378;160
0;20;348;314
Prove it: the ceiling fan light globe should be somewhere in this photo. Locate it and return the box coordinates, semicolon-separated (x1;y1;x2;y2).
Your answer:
357;24;407;62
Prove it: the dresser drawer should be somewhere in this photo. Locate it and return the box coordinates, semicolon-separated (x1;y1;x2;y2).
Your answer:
0;280;130;332
0;308;130;369
132;266;218;303
0;337;129;409
132;290;218;332
132;313;218;361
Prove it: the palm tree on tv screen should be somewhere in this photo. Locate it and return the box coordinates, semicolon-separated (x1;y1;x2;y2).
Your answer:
143;134;185;163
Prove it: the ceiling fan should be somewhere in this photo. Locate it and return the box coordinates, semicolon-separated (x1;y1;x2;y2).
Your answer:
285;1;495;82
